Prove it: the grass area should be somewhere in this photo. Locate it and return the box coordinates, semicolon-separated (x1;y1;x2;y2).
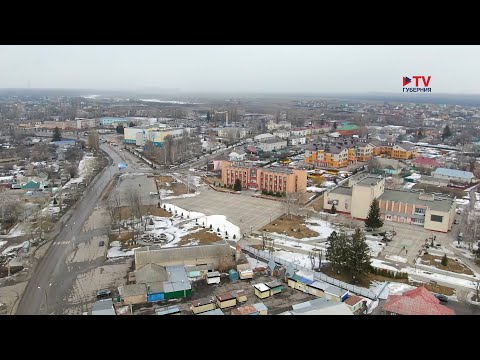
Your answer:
262;215;319;239
410;281;455;296
119;205;171;220
420;254;474;275
177;228;224;246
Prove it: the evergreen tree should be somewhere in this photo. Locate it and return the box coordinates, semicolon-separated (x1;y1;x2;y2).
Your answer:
206;111;211;121
346;228;371;281
325;231;339;268
364;198;383;229
441;253;448;266
336;230;349;268
116;125;124;134
442;125;452;141
129;121;135;127
233;178;242;191
330;203;337;214
52;126;62;141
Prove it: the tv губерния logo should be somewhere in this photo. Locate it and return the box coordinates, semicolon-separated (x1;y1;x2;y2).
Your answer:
402;75;431;93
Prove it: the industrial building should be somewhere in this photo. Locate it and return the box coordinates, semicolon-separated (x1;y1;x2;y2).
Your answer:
123;126;191;147
221;165;307;193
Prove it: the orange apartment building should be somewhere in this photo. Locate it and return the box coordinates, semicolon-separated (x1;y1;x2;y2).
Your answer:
221;165;307;193
305;138;414;168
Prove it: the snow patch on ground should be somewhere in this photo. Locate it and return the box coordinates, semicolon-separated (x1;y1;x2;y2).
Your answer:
2;242;28;256
402;266;479;289
387;282;416;295
385;255;408;263
366;239;384;257
306;186;327;193
0;223;25;238
107;246;136;259
455;199;470;206
304;219;336;238
0;240;7;250
272;250;312;269
162;192;200;200
365;299;379;314
371;259;398;272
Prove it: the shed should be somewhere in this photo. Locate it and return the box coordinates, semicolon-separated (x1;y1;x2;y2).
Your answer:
146;282;164;303
267;259;279;276
253;283;271;299
287;274;314;293
237;263;253;279
206;271;221;284
228;269;239;282
191;297;217;314
231;303;267;316
216;292;237;309
91;299;116;315
265;279;283;296
22;180;41;190
199;309;225;315
163;281;191;300
118;284;147;305
344;295;366;314
307;280;329;298
324;285;349;302
231;289;247;303
155;306;181;315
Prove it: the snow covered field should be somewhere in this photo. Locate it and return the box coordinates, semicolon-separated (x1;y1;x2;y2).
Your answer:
305;219;336;238
306;186;326;193
366;239;384;257
402;266;479;290
371;259;398;272
107;241;137;259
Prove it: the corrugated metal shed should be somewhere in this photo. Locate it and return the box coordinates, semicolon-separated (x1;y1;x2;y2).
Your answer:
155;306;181;315
216;292;235;302
253;303;268;313
207;271;221;278
308;280;329;291
289;274;314;285
92;299;116;315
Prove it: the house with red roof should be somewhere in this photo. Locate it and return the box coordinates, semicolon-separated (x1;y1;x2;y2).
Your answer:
382;287;455;315
412;157;441;170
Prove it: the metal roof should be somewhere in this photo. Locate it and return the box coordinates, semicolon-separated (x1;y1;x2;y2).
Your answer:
329;186;352;196
166;265;190;283
266;280;283;289
379;189;454;212
191;297;215;307
253;303;268;312
324;285;348;297
216;292;235;301
288;274;315;285
136;263;169;284
207;271;221;278
292;298;328;310
307;280;329;291
433;167;474;180
253;283;270;292
162;281;191;293
199;309;224;315
155;306;181;315
92;299;115;315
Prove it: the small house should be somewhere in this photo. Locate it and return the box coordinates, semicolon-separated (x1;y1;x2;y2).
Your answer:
344;295;366;314
254;283;271;299
146;282;165;303
307;280;329;298
118;284;147;305
216;292;237;309
199;309;225;315
91;299;116;315
265;280;283;296
191;297;217;314
324;285;349;302
228;269;239;282
237;263;253;279
206;271;221;284
163;281;191;300
231;289;247;303
155;306;181;315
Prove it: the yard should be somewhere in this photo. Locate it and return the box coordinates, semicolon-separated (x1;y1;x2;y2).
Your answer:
420;254;474;275
261;215;319;239
176;228;224;246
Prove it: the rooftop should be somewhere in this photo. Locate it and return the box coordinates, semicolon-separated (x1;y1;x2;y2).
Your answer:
118;284;147;298
259;137;287;144
216;292;235;301
253;283;270;292
434;168;475;180
356;176;384;187
191;297;215;307
329;186;352;196
135;263;168;284
344;295;365;307
383;287;455;315
92;299;115;315
199;309;224;315
379;189;454;212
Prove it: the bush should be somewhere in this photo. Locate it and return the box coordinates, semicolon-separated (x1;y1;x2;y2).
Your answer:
441;253;448;266
275;191;281;197
262;189;268;195
370;267;408;279
268;191;274;196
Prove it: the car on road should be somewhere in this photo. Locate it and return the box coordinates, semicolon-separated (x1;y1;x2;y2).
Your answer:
434;294;448;303
96;289;112;299
99;240;105;247
454;219;459;224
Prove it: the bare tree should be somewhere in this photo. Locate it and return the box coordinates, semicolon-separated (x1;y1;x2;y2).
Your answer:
317;250;323;269
284;193;300;219
128;187;143;226
88;130;100;153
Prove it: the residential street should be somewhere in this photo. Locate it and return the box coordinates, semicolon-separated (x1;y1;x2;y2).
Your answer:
15;144;127;314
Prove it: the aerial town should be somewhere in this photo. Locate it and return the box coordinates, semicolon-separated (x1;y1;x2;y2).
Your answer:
1;45;480;316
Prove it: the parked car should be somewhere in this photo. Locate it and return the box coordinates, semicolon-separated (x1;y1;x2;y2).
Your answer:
454;219;459;224
96;289;112;299
99;240;105;247
434;294;448;303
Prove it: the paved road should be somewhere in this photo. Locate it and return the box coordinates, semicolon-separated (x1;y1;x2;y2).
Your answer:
16;144;125;315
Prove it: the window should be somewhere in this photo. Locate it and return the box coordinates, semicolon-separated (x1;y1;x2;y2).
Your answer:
431;215;443;222
413;218;424;225
414;207;425;215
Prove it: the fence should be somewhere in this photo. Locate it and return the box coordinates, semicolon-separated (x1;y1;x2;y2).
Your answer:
242;244;381;300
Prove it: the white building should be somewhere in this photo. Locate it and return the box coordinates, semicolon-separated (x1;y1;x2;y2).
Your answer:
76;118;96;129
254;133;275;141
256;137;287;152
291;128;308;137
267;120;292;131
287;136;307;146
273;130;291;139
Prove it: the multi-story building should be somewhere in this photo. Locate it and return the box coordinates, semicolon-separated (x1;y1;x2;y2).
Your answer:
273;130;291;139
291;128;308;137
222;165;307;193
254;133;275;141
267;120;292;131
256;137;287;152
287;136;307;146
124;127;190;146
323;174;456;232
42;120;76;130
100;117;131;127
306;138;414;169
75;118;96;129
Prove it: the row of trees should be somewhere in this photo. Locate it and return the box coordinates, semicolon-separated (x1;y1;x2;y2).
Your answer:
326;229;372;281
144;131;201;166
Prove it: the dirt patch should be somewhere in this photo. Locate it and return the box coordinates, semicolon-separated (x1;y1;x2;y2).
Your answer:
155;175;192;196
0;266;24;278
119;205;171;219
413;183;466;198
410;281;455;296
262;215;319;239
205;176;222;186
177;229;224;246
111;232;133;243
420;254;474;275
310;195;325;211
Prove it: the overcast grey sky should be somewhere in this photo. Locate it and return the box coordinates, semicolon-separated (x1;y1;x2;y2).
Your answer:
0;45;479;94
